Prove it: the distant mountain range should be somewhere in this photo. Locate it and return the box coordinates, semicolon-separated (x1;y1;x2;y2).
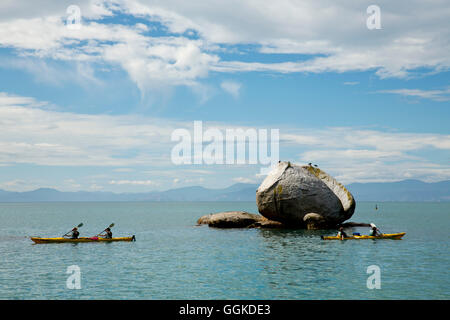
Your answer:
346;179;450;202
0;180;449;202
0;183;258;202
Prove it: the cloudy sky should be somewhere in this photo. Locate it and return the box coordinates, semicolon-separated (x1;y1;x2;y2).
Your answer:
0;0;449;192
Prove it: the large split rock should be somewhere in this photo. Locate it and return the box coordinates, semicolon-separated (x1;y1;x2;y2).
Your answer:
256;162;355;229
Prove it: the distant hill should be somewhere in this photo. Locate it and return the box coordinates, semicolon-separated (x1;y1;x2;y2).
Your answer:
346;179;450;202
0;183;259;202
0;180;448;202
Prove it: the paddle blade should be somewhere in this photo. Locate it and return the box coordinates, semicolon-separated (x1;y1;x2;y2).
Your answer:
78;223;84;228
109;223;115;228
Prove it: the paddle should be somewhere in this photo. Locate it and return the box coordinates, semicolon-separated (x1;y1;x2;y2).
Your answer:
63;223;83;237
96;223;115;237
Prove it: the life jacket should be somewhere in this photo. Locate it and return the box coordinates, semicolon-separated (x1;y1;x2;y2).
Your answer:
71;230;80;239
338;231;347;238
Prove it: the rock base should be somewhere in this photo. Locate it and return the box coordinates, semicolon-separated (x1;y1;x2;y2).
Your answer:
197;211;369;230
197;211;288;229
197;211;264;228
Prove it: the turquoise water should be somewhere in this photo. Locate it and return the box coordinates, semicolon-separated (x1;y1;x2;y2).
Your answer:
0;201;448;299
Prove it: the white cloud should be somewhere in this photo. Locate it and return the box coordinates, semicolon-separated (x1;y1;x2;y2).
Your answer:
120;0;450;78
0;92;181;166
220;80;241;98
0;12;219;92
0;92;449;184
232;176;259;184
328;161;450;184
282;128;450;183
0;179;56;191
1;179;26;188
89;183;104;190
0;92;45;107
0;0;449;94
0;58;103;88
109;179;155;185
282;128;450;152
113;168;135;172
378;88;450;102
64;179;82;190
0;0;114;22
101;37;219;91
300;149;411;161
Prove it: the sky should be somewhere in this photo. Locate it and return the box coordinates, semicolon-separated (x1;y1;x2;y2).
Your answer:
0;0;449;192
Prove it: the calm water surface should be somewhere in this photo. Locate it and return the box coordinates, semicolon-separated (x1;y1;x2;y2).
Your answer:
0;201;448;299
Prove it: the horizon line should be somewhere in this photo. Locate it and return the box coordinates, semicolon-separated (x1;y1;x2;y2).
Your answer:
1;178;449;194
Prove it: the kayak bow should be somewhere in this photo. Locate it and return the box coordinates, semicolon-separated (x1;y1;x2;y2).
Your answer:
30;235;136;244
321;232;405;240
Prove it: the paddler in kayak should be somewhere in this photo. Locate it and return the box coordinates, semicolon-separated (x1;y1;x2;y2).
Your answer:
369;223;382;236
99;227;113;239
66;227;80;239
337;227;348;240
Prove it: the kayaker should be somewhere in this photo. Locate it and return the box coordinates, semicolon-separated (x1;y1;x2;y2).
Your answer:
369;225;381;236
70;227;80;239
337;227;348;240
100;227;113;239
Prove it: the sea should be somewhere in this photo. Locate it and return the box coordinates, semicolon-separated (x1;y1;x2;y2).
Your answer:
0;201;448;299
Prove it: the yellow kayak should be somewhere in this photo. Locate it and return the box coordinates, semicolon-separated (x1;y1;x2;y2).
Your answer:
321;232;405;240
30;235;136;244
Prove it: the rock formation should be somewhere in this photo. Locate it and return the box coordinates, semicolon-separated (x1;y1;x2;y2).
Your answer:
197;211;264;228
256;162;355;229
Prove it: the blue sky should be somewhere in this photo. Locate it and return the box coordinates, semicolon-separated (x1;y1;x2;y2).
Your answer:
0;0;449;192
